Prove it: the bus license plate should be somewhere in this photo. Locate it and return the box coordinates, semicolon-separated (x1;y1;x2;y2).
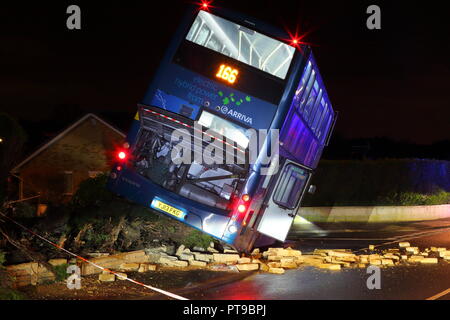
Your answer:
151;199;186;220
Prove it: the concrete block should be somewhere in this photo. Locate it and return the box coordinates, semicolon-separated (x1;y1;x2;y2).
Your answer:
138;264;156;272
297;255;325;265
318;264;341;270
259;263;269;272
409;255;425;262
48;259;68;266
212;253;240;264
159;257;189;267
265;248;301;257
420;258;438;264
193;252;213;262
406;247;419;254
236;264;259;271
178;253;195;261
267;255;283;261
267;262;281;268
327;251;356;258
280;261;298;269
369;259;382;266
439;251;450;257
268;267;285;274
359;255;369;264
115;272;127;280
209;264;239;273
176;245;185;257
237;257;251;264
99;273;115;282
383;254;400;260
381;259;394;266
224;249;239;254
189;260;207;267
120;263;140;271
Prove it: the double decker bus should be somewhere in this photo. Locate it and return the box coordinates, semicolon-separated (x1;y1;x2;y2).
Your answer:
107;4;337;252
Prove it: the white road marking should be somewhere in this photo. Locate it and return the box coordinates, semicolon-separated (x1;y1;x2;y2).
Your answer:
426;288;450;300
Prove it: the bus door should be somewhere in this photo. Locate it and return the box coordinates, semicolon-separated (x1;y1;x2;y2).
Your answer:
257;160;311;242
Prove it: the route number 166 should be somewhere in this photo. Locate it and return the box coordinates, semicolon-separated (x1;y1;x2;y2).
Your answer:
216;64;239;84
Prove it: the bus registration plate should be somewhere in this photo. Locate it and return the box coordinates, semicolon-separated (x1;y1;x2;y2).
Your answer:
151;199;186;220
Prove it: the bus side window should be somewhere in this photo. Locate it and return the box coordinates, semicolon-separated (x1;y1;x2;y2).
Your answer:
303;80;319;123
300;70;315;114
273;164;308;210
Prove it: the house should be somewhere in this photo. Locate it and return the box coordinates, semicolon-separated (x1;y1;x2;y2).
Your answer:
10;114;125;204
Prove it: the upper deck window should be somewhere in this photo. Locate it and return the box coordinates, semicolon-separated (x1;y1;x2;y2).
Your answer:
186;11;295;79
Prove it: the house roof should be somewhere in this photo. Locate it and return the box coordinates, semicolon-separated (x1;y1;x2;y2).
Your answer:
11;113;126;173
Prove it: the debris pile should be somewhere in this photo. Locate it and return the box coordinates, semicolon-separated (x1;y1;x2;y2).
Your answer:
8;241;450;286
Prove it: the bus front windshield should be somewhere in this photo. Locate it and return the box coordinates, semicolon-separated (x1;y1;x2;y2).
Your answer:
186;10;295;79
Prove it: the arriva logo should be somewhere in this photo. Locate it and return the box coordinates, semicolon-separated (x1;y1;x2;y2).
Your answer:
220;106;253;125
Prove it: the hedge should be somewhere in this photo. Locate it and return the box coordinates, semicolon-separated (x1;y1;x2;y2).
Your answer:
302;159;450;206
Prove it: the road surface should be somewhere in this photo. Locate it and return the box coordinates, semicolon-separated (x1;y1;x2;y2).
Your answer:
185;218;450;300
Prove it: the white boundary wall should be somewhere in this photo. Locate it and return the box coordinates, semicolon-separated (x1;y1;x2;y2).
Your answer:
296;205;450;223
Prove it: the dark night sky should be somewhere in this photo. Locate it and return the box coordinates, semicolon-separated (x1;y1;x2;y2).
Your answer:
1;1;449;144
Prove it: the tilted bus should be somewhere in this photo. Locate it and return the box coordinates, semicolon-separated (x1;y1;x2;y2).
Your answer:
107;4;337;252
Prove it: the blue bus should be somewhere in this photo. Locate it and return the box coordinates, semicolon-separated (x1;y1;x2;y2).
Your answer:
107;4;336;252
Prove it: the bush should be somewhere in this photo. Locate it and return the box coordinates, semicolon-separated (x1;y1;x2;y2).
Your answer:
84;229;109;247
0;250;25;300
12;202;35;218
53;264;70;282
0;250;5;266
0;288;26;300
182;230;214;249
382;190;450;206
71;174;114;208
303;159;450;206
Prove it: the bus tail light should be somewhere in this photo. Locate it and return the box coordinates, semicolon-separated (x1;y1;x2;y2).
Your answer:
241;194;250;202
237;204;247;214
117;151;127;161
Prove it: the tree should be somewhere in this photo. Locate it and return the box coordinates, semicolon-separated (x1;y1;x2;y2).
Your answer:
0;113;27;202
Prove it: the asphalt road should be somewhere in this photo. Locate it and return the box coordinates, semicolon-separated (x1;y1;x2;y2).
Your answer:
186;218;450;300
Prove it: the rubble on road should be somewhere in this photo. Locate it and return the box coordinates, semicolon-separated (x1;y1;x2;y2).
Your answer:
8;236;450;287
99;273;115;282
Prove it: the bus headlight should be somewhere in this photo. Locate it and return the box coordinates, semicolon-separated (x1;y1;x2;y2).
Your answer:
228;225;238;234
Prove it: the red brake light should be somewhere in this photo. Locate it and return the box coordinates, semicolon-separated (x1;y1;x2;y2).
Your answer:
200;1;211;10
237;204;247;213
117;151;127;160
